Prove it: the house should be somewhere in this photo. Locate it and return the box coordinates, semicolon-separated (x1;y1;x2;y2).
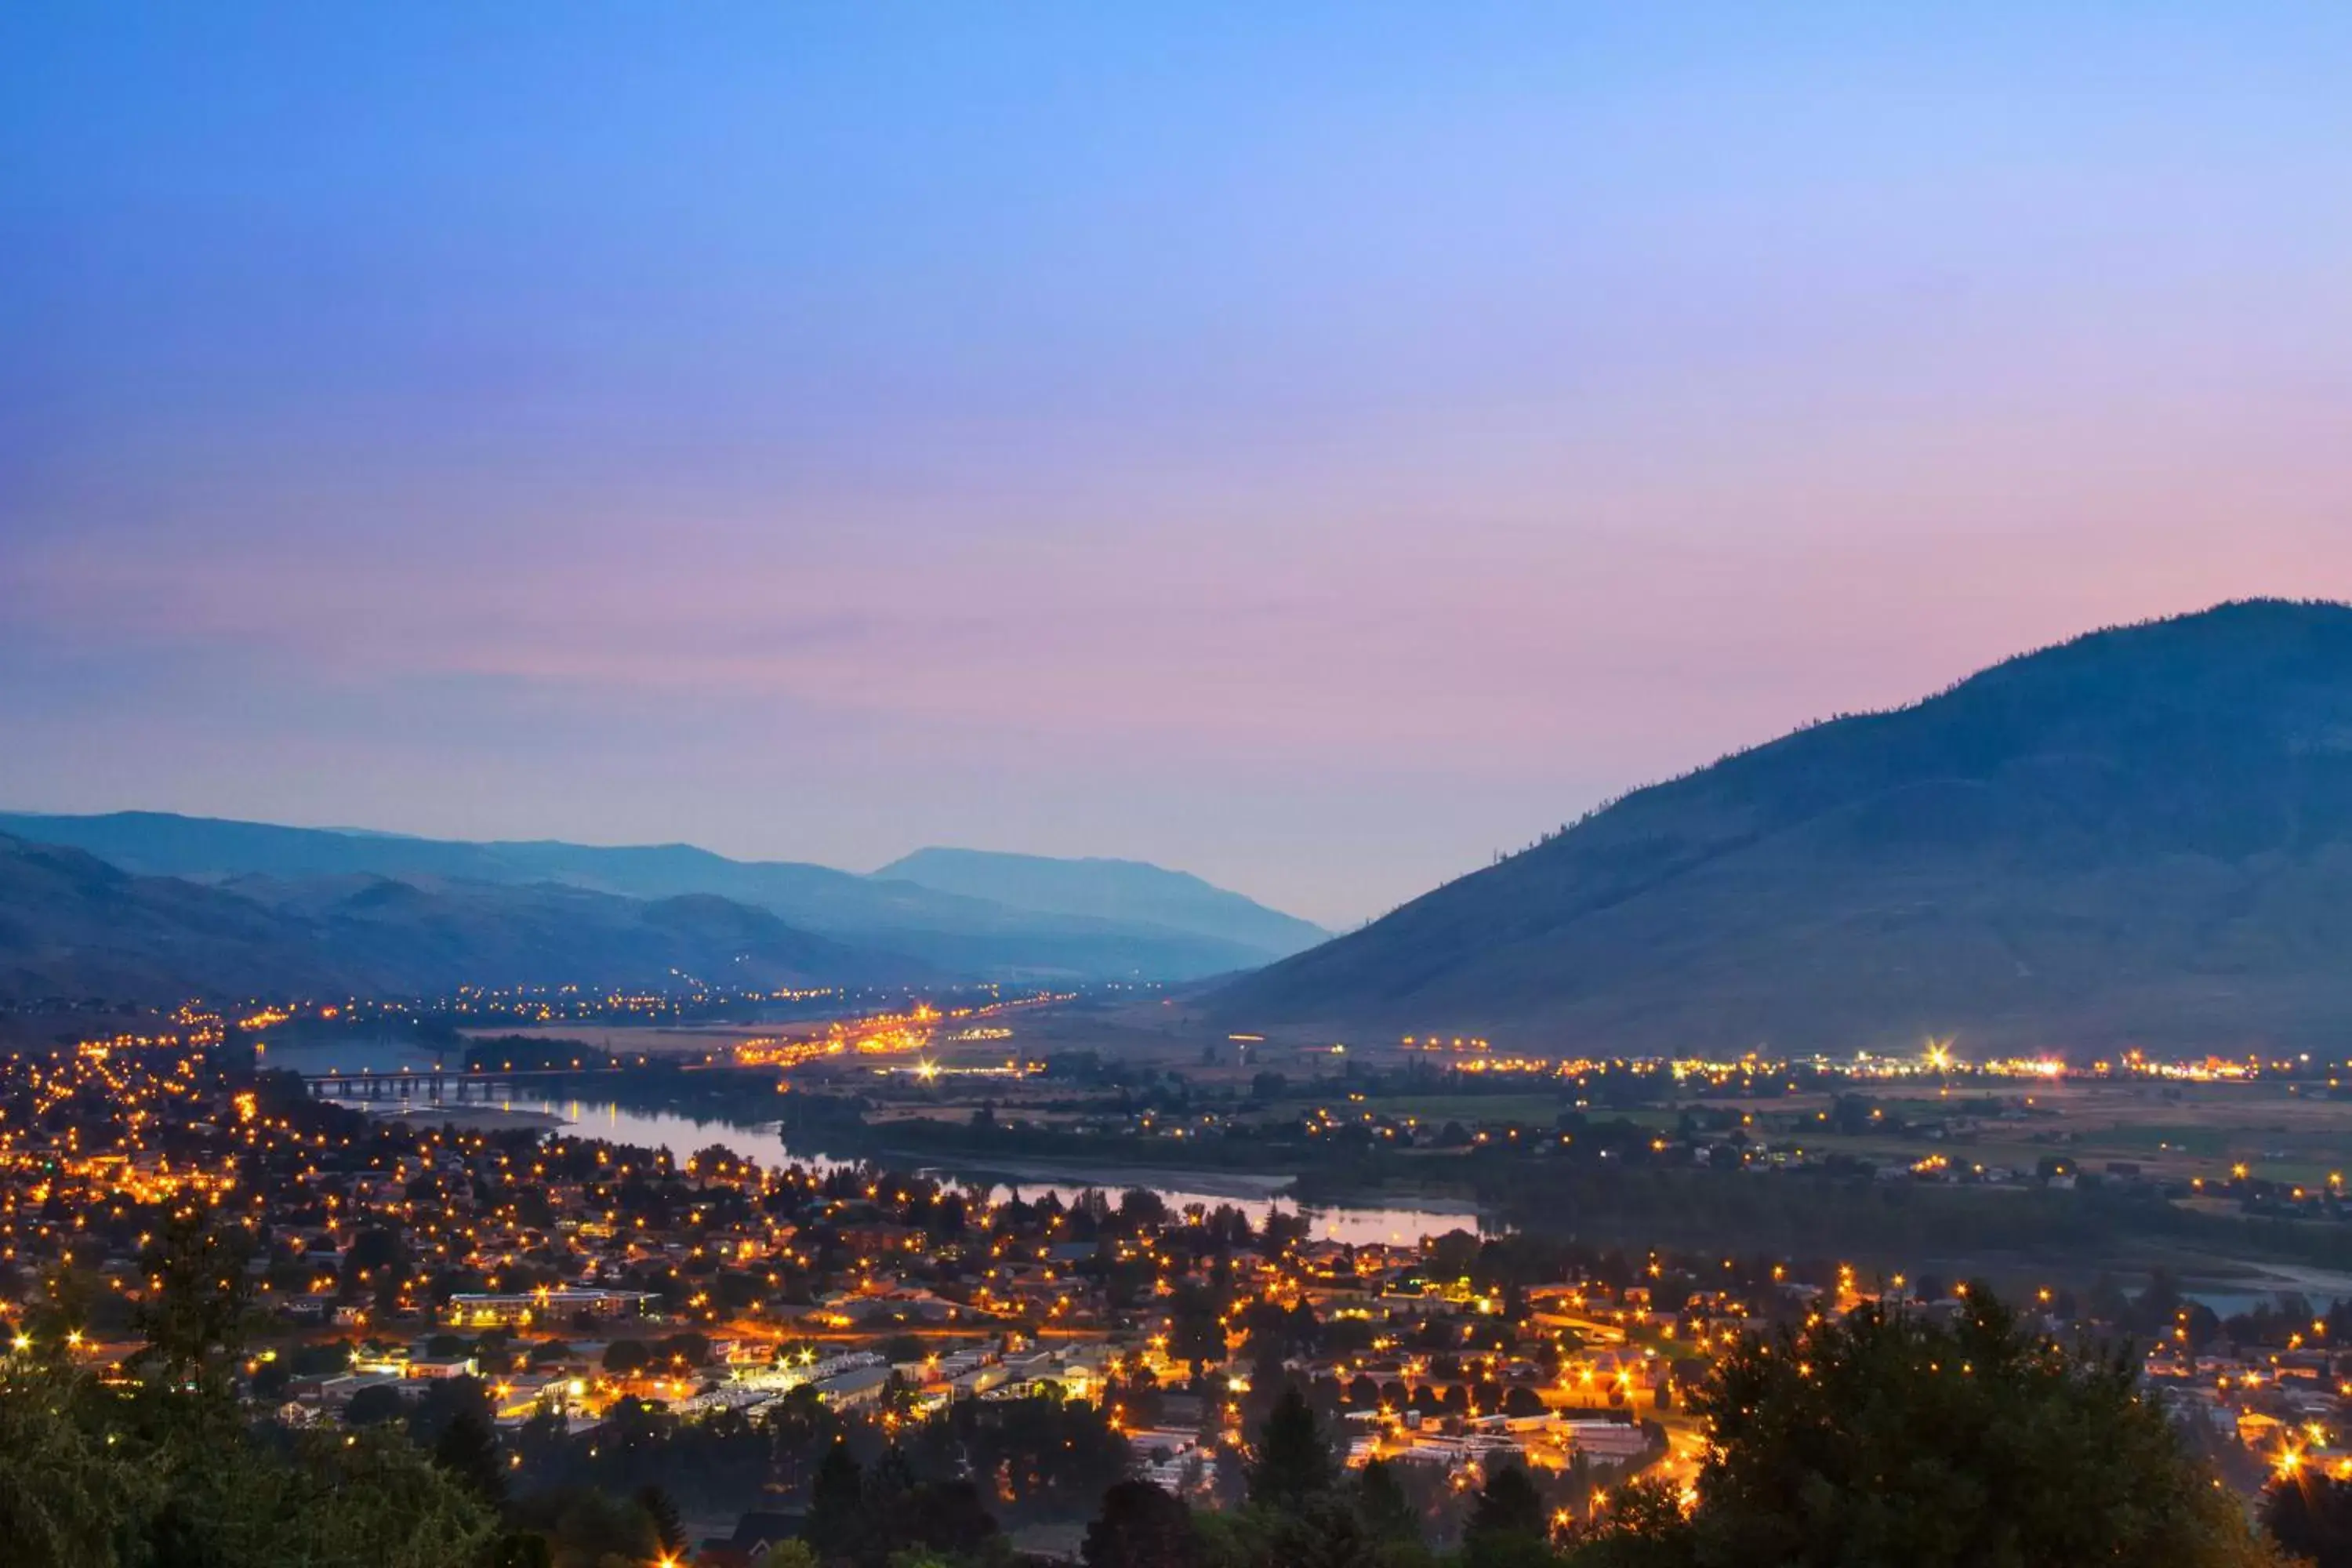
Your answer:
407;1355;478;1380
443;1288;656;1328
808;1363;894;1410
695;1510;805;1567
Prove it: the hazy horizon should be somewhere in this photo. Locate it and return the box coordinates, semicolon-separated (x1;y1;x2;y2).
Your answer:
7;5;2350;927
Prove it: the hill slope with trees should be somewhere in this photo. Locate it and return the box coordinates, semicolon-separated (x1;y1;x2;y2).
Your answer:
1215;600;2352;1054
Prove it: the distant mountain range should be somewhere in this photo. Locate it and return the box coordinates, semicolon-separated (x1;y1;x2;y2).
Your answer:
0;833;913;1002
873;847;1327;956
1214;600;2352;1055
0;812;1327;1000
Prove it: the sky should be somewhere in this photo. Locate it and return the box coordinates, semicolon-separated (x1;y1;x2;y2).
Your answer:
3;4;2349;927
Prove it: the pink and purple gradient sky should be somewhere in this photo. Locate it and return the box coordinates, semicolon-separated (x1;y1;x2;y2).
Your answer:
4;5;2350;926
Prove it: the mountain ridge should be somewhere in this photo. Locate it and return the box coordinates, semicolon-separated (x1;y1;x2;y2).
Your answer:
0;833;923;1002
1212;598;2352;1054
0;811;1316;982
871;846;1327;956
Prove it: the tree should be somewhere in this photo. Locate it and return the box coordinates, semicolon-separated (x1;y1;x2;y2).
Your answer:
6;1351;497;1568
1503;1384;1548;1418
508;1485;656;1568
1247;1385;1338;1513
1083;1479;1198;1568
1353;1458;1417;1544
1469;1464;1546;1542
807;1439;867;1563
0;1359;155;1567
432;1410;507;1508
134;1212;254;1393
1581;1287;2289;1567
1168;1287;1227;1372
259;1427;496;1567
910;1395;1126;1524
408;1373;494;1448
1269;1494;1379;1568
344;1381;407;1428
486;1534;553;1568
1569;1477;1689;1568
637;1483;687;1558
2264;1471;2352;1566
897;1477;998;1563
2085;1272;2132;1324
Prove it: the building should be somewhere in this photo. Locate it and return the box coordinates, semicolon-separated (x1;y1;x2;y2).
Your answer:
443;1288;656;1329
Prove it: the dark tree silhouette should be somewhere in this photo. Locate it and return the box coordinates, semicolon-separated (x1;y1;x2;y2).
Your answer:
1353;1458;1417;1542
897;1476;998;1561
1270;1494;1377;1568
432;1410;507;1508
486;1532;553;1568
1578;1287;2287;1568
1247;1384;1337;1513
2264;1471;2352;1567
805;1439;866;1563
637;1483;686;1557
343;1381;405;1428
133;1213;253;1392
1083;1478;1199;1568
1469;1463;1546;1542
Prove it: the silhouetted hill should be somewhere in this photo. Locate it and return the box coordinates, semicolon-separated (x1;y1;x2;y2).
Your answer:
0;814;1305;982
872;848;1327;956
1214;600;2352;1054
0;833;920;1002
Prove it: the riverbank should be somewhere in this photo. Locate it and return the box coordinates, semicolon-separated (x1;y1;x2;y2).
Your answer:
334;1100;564;1133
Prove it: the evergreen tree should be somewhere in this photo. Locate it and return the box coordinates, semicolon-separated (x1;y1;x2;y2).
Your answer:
898;1477;998;1562
432;1409;507;1508
637;1483;687;1558
1083;1478;1199;1568
1270;1494;1377;1568
1353;1457;1418;1543
1465;1463;1553;1568
1469;1464;1546;1542
807;1439;867;1563
1247;1385;1336;1513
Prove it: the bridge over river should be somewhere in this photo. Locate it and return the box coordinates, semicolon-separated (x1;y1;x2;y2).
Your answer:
296;1065;630;1102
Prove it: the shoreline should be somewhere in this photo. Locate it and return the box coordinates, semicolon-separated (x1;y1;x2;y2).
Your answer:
900;1154;1301;1200
339;1102;568;1133
889;1150;1486;1220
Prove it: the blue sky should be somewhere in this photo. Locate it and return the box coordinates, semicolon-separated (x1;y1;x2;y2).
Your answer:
5;3;2349;924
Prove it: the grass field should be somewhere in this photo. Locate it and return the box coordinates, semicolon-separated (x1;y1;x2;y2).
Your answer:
1671;1079;2351;1187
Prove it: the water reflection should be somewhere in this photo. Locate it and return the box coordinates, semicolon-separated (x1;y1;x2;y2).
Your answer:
996;1181;1493;1249
343;1093;1497;1248
336;1095;829;1174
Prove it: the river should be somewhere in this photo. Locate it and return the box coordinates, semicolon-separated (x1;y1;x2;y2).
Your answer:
336;1091;1497;1248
